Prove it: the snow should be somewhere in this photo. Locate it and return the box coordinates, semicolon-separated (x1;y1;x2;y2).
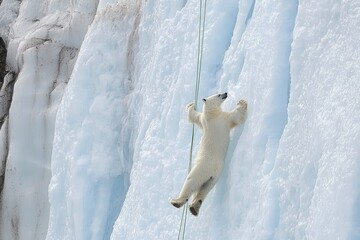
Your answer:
0;0;359;239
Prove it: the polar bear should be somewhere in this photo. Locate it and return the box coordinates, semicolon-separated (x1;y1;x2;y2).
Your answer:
170;92;247;216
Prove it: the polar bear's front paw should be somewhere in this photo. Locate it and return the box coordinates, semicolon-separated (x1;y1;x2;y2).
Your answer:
186;102;195;111
237;99;247;110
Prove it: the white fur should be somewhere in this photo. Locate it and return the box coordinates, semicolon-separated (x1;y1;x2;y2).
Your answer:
171;93;247;214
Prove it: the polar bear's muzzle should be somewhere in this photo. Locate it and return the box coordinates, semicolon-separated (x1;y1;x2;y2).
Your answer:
221;92;228;99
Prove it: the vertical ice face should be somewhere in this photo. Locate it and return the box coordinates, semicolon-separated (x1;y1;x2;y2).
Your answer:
0;0;359;239
46;2;141;240
0;0;98;239
110;0;360;239
111;0;299;239
276;0;360;239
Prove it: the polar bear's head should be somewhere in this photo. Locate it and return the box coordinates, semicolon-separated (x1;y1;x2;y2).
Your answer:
202;93;227;111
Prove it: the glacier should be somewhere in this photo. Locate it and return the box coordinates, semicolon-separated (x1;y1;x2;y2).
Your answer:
0;0;360;239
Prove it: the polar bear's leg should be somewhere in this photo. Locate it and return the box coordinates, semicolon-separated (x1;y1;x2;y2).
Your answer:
192;176;215;203
189;177;215;216
170;165;209;208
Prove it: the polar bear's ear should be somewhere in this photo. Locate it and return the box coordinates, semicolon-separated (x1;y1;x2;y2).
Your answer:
202;98;207;102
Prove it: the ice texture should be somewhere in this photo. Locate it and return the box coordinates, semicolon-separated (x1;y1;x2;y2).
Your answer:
0;0;359;239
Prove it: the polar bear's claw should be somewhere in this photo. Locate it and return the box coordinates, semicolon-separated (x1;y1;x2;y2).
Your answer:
186;102;195;111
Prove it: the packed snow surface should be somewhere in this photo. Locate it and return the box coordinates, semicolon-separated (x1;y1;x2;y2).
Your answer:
0;0;359;239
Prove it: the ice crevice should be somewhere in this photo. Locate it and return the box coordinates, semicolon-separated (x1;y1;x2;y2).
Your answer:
245;0;255;25
0;37;6;87
200;0;239;86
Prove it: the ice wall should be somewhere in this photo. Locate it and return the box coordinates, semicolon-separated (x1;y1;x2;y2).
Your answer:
0;0;98;239
110;0;360;239
111;0;299;239
276;1;360;239
0;0;359;239
46;2;141;239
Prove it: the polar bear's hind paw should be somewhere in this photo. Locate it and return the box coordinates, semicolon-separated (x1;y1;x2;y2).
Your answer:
189;206;198;216
170;198;188;208
189;200;202;216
